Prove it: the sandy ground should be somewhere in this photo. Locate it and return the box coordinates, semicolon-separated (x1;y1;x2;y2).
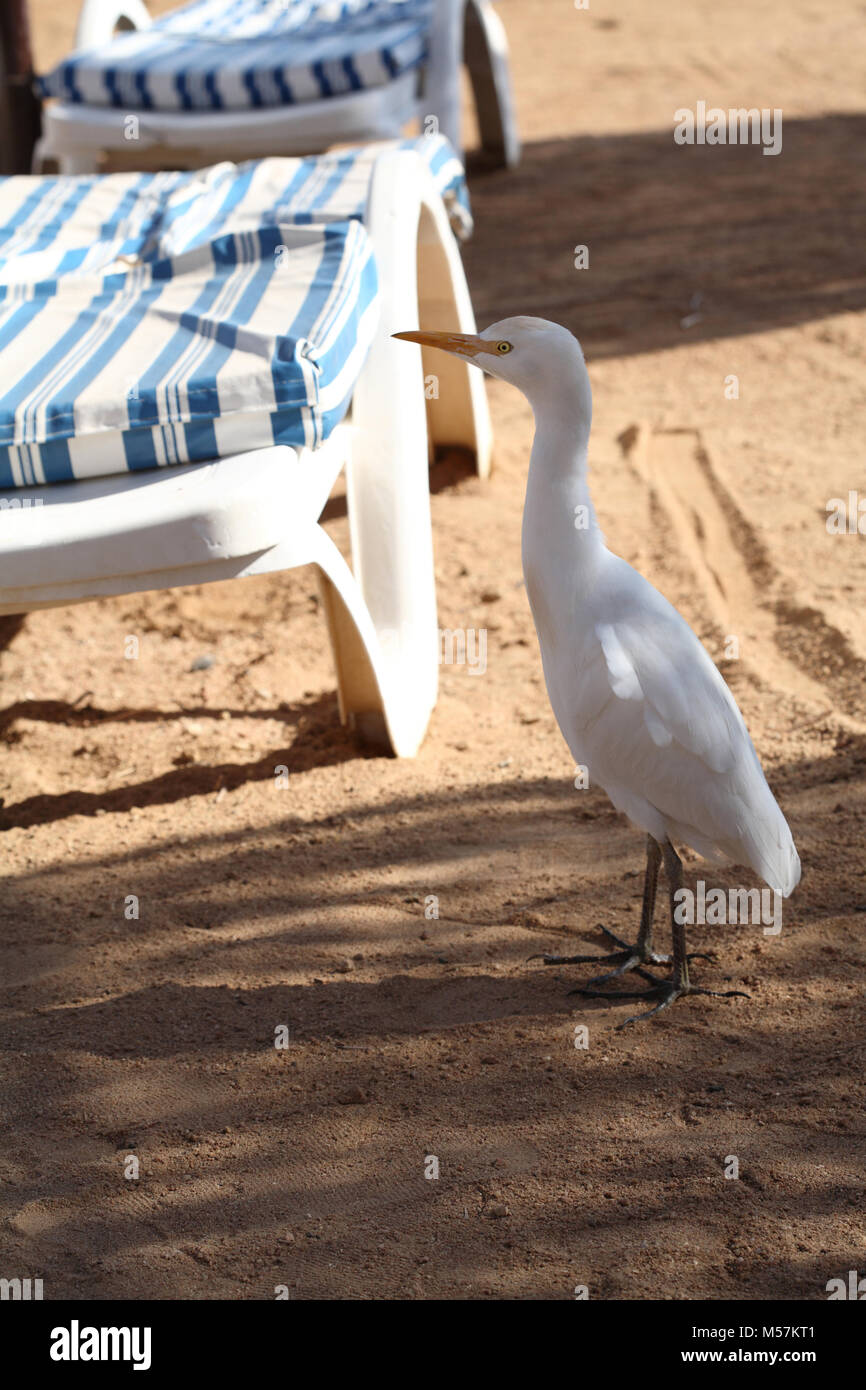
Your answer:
1;1;865;1300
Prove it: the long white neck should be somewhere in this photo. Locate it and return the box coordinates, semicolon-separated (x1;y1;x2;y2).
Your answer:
520;375;603;604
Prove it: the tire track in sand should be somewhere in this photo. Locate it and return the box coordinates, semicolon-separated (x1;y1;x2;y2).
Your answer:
619;424;866;729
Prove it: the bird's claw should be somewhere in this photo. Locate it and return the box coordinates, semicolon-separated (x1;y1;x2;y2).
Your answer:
568;963;660;996
584;951;668;986
571;974;750;1028
530;923;670;980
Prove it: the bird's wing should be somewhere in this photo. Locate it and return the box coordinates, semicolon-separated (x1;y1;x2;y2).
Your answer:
589;562;750;777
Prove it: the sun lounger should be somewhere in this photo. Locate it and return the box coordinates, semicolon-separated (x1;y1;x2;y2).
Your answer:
36;0;520;174
0;137;492;756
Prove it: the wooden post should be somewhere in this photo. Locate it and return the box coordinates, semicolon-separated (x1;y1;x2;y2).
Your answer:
0;1;42;175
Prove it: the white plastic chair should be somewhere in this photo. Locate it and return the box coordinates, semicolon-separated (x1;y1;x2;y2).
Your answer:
36;0;520;175
0;148;493;757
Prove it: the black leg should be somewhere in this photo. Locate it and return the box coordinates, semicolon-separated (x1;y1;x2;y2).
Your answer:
636;834;662;956
664;838;688;990
572;839;750;1027
530;836;672;984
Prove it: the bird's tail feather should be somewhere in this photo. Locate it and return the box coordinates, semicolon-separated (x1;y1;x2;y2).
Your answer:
668;783;800;897
738;784;801;898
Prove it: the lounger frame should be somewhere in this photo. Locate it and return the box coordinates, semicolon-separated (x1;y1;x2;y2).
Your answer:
0;149;492;757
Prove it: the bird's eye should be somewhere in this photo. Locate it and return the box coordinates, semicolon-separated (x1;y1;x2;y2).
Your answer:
496;341;513;354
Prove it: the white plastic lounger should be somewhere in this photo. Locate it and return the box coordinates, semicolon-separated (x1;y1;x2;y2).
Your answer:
0;141;492;757
36;0;520;175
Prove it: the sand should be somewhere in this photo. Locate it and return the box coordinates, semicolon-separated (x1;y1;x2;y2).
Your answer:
1;0;864;1300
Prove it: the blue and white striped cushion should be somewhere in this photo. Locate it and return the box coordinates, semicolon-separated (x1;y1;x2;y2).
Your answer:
0;138;468;488
40;0;434;111
0;135;470;285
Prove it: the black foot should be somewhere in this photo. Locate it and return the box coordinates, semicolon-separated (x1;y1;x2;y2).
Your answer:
571;971;750;1029
529;923;673;986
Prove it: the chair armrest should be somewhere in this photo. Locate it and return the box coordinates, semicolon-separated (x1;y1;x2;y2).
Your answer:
75;0;152;49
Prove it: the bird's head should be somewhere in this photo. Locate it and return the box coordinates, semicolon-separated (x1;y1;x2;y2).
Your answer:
393;316;591;422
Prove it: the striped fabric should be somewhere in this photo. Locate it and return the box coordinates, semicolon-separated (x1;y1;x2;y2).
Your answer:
0;134;470;285
0;137;468;488
40;0;434;111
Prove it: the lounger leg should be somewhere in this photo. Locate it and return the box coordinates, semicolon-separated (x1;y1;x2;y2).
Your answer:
57;152;101;175
318;147;493;756
31;137;51;175
464;0;521;169
423;1;463;155
348;149;449;757
306;500;431;759
32;107;101;175
415;192;492;478
313;540;392;754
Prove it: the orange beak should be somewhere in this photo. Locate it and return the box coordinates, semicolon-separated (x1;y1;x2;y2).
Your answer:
392;329;491;358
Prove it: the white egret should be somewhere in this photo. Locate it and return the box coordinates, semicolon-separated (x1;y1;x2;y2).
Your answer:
394;318;800;1025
